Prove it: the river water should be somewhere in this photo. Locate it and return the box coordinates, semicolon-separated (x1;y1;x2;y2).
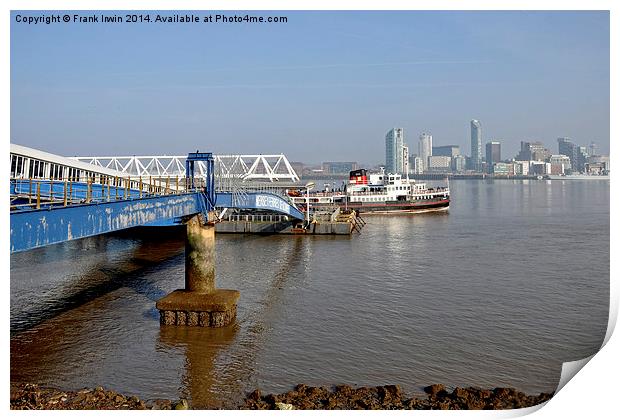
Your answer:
10;179;609;408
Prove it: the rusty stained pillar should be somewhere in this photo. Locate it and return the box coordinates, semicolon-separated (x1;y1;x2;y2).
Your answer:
185;214;215;293
156;214;239;327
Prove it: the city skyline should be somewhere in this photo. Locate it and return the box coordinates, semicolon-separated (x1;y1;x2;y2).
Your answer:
10;11;610;163
297;130;608;174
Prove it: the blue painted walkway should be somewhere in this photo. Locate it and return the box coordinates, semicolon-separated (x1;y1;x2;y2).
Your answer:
10;183;304;253
10;192;209;253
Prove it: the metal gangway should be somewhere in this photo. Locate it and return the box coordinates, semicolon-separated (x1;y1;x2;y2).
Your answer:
10;144;305;252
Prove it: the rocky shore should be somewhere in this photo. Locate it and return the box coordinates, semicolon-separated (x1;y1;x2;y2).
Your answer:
10;382;553;410
10;384;188;410
244;383;554;410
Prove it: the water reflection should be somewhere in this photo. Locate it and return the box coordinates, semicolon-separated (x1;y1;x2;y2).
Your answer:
158;324;238;408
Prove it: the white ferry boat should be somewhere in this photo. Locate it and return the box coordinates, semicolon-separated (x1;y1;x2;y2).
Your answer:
291;168;450;214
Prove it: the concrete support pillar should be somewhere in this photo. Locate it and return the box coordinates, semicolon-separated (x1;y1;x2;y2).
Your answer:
156;214;239;327
185;215;215;293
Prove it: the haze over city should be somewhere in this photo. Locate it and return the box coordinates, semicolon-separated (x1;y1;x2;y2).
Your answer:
10;11;609;163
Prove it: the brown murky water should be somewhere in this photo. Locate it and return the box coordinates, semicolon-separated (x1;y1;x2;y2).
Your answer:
10;180;609;408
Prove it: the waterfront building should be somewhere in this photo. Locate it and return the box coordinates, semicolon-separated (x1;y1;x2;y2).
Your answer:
385;128;405;174
513;160;530;176
530;142;550;161
321;161;359;174
402;145;410;175
452;155;467;173
558;137;588;173
492;162;513;176
516;141;551;162
433;145;460;158
427;155;452;172
485;141;501;166
418;133;433;172
549;155;571;174
549;163;564;175
529;161;551;175
409;155;423;174
586;154;610;173
470;120;482;171
585;162;607;175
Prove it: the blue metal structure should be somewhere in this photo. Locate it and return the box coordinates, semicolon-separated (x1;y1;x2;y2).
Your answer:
185;152;215;209
216;192;305;220
10;193;208;253
10;149;305;253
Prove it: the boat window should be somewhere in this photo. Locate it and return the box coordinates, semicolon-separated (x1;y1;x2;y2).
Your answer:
68;167;79;181
28;160;35;178
51;164;64;180
16;156;24;177
10;155;17;177
29;159;45;179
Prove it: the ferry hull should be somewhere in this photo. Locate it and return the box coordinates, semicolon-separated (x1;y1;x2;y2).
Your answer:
339;198;450;215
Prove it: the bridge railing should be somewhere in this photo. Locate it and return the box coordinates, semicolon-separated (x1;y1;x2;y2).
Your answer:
10;175;206;212
71;154;300;182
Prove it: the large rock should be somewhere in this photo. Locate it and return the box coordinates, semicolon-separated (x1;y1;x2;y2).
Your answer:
424;384;447;398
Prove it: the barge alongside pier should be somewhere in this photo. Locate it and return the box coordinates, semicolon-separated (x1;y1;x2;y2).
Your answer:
215;208;364;235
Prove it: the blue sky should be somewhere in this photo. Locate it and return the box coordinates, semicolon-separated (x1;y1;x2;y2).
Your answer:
10;10;609;164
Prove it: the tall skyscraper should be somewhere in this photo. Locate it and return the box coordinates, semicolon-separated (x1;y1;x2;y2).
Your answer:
385;128;404;174
558;137;588;173
470;120;482;171
485;141;501;165
418;133;432;172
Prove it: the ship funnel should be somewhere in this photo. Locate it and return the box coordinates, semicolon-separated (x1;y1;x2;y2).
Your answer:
349;169;368;185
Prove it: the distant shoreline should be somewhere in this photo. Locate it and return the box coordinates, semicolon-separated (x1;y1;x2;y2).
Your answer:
301;174;609;181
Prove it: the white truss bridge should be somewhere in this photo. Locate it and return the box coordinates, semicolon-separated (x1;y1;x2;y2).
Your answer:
69;154;300;183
